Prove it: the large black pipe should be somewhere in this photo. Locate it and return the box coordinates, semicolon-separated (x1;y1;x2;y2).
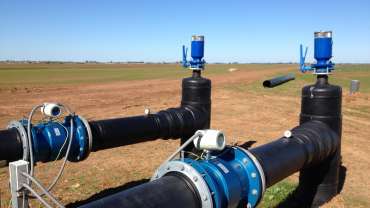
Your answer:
78;173;201;208
0;73;211;162
0;128;23;162
180;71;211;151
298;75;342;206
250;120;339;188
78;120;339;208
262;73;295;88
89;106;208;151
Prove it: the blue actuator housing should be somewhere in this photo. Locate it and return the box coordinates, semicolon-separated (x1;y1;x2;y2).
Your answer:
300;31;335;74
182;35;206;70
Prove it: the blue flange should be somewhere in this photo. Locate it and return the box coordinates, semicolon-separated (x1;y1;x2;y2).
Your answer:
154;146;266;208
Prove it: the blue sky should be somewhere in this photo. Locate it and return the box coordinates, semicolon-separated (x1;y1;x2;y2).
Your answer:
1;0;369;63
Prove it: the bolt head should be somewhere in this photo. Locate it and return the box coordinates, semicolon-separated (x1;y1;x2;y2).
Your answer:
242;158;248;164
252;189;258;195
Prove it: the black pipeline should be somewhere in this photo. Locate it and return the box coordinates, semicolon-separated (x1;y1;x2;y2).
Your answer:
78;120;339;208
263;73;295;88
0;71;211;163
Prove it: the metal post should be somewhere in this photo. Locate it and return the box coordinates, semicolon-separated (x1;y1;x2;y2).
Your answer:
9;160;29;208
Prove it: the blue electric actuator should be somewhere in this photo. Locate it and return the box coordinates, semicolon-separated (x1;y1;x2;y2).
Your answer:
182;35;206;70
300;31;334;74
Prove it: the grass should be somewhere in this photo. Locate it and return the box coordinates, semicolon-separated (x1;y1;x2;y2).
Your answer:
0;63;284;89
224;64;370;96
258;180;297;208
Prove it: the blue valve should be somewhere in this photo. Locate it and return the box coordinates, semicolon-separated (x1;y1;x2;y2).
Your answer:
182;35;206;70
299;31;335;74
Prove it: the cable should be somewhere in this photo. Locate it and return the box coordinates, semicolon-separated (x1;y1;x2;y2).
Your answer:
54;121;70;160
22;184;54;208
44;115;74;193
22;172;65;208
27;104;43;178
26;104;75;198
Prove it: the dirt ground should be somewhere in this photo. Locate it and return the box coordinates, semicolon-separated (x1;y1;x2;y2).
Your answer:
0;66;369;207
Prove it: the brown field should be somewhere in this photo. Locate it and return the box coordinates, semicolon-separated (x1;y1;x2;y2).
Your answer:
0;63;369;207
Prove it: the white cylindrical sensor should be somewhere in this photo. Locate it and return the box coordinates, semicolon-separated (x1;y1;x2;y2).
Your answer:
193;129;226;151
41;103;62;117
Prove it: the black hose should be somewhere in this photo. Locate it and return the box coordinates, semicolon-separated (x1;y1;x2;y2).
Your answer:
78;173;201;208
263;73;295;88
250;120;339;188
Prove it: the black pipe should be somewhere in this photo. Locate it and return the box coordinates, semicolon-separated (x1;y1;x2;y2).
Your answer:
0;128;23;163
262;73;295;88
78;173;201;208
0;74;211;162
180;71;211;151
250;120;339;188
89;106;208;151
298;75;342;206
79;120;338;208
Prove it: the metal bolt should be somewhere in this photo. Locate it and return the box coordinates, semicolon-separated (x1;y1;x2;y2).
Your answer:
166;166;170;170
251;172;257;178
144;108;151;115
180;165;185;171
247;203;252;208
193;176;198;182
252;189;258;195
284;130;292;138
242;158;248;164
203;195;208;201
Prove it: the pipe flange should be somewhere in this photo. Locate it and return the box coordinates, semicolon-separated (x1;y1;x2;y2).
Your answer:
152;160;213;208
238;147;266;200
78;115;93;158
7;120;29;161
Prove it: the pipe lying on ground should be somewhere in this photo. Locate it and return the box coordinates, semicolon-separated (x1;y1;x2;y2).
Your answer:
78;120;339;208
262;73;295;88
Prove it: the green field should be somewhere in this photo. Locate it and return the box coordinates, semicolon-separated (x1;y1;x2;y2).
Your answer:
226;64;370;95
0;63;284;88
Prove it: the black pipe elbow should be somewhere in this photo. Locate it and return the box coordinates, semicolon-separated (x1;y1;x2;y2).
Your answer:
250;120;339;188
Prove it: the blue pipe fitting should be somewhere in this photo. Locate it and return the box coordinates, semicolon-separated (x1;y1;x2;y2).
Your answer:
20;115;91;163
300;31;335;74
154;146;265;208
182;35;206;70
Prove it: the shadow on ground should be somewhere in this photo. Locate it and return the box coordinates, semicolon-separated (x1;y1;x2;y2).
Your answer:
276;165;347;208
66;179;149;208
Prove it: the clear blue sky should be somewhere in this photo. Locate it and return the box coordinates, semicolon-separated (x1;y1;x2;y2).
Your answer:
1;0;369;63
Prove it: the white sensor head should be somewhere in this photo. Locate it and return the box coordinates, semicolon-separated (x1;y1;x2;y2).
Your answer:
41;103;62;117
193;129;226;151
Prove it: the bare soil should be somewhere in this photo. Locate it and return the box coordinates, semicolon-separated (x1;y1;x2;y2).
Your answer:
0;66;369;207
